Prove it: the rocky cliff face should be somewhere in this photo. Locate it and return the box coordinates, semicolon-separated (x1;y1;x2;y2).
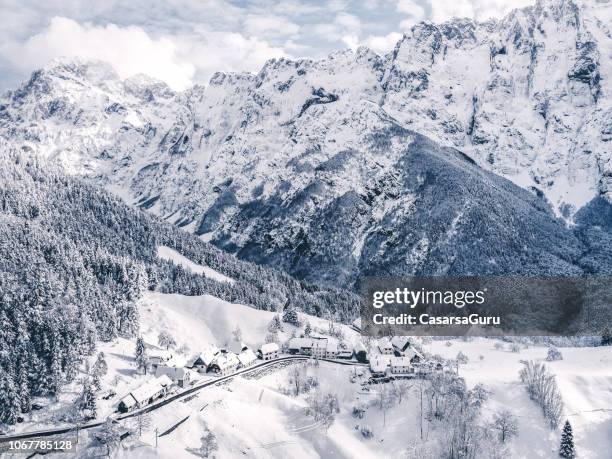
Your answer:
1;0;610;286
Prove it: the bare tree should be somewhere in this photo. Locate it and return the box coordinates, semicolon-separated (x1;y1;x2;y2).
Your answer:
158;330;177;350
493;409;518;443
305;390;340;433
519;361;564;429
131;412;152;437
232;325;242;342
96;418;123;456
391;380;412;404
288;365;304;396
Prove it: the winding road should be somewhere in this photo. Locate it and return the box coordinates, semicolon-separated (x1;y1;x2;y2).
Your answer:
0;355;367;443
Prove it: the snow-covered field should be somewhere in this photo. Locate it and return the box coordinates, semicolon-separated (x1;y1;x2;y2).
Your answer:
430;339;612;459
4;252;610;458
157;245;234;284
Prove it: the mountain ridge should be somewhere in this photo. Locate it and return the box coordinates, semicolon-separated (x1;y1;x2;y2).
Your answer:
0;0;610;286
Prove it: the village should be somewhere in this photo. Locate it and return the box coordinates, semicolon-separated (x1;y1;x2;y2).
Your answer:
115;330;432;415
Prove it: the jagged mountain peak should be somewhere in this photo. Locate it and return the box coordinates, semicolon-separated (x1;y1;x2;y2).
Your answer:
0;0;610;286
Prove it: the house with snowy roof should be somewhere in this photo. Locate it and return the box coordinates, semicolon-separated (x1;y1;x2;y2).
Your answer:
287;337;314;355
186;345;220;373
148;349;174;369
237;347;258;368
259;343;279;360
325;339;339;359
154;365;192;388
117;375;172;413
391;336;412;354
377;338;394;355
370;355;391;377
208;351;240;376
403;347;424;364
389;356;414;375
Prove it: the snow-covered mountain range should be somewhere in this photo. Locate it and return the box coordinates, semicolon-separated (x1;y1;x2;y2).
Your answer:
1;0;611;286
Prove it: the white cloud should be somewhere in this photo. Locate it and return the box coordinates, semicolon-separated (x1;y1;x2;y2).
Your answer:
397;0;426;18
428;0;534;23
243;15;300;37
0;16;290;91
364;32;403;54
0;17;195;90
175;31;288;83
0;0;540;91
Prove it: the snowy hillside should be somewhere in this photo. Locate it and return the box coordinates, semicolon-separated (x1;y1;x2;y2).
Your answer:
11;289;608;458
0;0;610;286
157;246;234;284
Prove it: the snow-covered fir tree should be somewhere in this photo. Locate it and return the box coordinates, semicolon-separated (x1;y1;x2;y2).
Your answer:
282;306;301;327
93;352;108;377
134;337;148;374
268;314;283;332
601;326;612;346
559;420;576;458
79;378;97;419
0;373;21;424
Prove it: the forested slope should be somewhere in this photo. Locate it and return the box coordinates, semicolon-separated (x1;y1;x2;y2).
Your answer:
0;148;358;424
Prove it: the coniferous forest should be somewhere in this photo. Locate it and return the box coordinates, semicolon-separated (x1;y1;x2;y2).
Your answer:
0;149;359;423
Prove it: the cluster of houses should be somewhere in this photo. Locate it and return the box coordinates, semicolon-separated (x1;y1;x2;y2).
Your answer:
368;337;425;378
286;334;426;378
117;341;280;413
117;332;428;413
184;343;264;376
286;336;352;359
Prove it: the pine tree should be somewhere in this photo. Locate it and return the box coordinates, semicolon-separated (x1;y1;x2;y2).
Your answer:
304;321;312;337
0;373;21;424
282;307;301;327
232;326;242;343
135;337;148;374
92;373;102;392
268;314;283;332
559;420;575;458
17;364;31;413
49;353;63;398
93;352;108;377
65;347;79;383
602;326;612;346
79;378;97;418
118;302;139;337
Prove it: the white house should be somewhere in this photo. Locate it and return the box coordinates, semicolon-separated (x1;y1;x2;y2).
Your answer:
259;343;279;360
325;339;339;359
311;339;328;358
117;375;173;413
237;348;258;368
337;348;353;359
208;352;240;376
389;356;413;375
370;355;391;377
154;365;192;388
377;338;394;355
186;345;220;373
287;337;314;355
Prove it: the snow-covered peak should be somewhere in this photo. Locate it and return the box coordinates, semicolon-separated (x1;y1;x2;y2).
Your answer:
0;0;609;237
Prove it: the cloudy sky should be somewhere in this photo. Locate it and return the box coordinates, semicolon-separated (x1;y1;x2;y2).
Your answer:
0;0;533;92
